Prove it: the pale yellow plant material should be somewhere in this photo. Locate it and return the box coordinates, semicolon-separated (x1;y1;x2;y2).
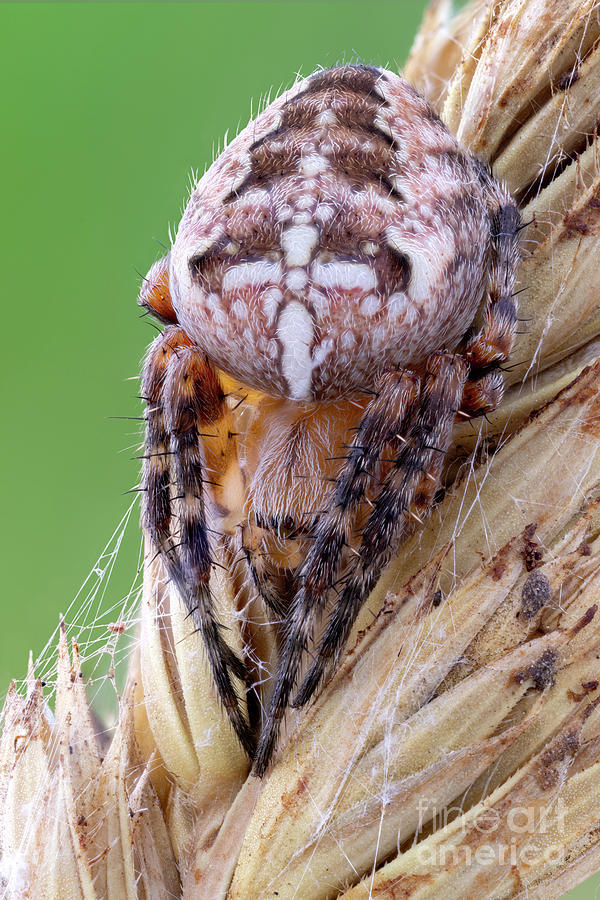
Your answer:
2;1;600;898
0;628;180;899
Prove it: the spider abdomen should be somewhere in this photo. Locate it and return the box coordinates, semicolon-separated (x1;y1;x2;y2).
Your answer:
170;65;493;402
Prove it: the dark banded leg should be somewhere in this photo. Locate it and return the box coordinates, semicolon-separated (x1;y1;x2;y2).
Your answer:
142;330;255;758
239;527;290;619
291;353;468;716
141;326;192;577
253;370;422;776
462;201;520;412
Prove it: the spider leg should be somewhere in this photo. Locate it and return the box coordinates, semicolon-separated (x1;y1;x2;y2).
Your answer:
141;325;192;576
138;252;178;325
290;352;468;716
142;329;256;758
237;523;290;618
252;370;421;776
463;201;521;373
460;368;504;417
459;199;520;418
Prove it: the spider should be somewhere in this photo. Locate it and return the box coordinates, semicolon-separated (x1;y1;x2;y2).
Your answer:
138;65;520;777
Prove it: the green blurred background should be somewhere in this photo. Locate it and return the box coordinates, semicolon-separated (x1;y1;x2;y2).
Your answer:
0;0;428;688
0;4;597;897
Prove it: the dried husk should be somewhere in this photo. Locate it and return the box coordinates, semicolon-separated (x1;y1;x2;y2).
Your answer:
0;628;180;899
2;1;600;898
222;360;600;900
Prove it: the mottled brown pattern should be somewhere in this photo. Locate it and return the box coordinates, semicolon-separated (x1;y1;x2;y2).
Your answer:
519;570;551;619
171;65;510;402
302;64;382;95
535;729;580;790
512;649;558;691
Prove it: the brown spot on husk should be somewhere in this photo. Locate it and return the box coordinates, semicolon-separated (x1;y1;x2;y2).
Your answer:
561;185;600;239
555;65;580;91
373;873;435;898
567;680;599;703
513;649;558;691
522;523;543;570
519;570;551;619
535;729;579;790
571;605;598;635
492;559;508;581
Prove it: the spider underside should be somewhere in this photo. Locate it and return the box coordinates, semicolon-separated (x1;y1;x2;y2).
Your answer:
139;65;520;777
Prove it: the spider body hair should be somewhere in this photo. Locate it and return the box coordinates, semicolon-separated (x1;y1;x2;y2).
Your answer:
138;64;520;776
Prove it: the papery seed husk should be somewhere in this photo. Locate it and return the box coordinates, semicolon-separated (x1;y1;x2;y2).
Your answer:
404;0;490;112
446;0;600;161
341;700;600;900
226;536;530;898
506;169;600;386
494;40;600;198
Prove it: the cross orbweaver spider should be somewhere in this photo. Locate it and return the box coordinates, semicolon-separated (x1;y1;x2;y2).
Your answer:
139;65;520;777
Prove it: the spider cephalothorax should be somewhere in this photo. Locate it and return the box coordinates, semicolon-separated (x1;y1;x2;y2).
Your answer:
139;64;520;776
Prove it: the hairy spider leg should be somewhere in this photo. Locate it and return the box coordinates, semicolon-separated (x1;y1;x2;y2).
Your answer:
461;199;521;416
253;369;427;776
142;327;256;758
291;352;468;701
142;326;192;572
138;253;177;325
237;524;290;618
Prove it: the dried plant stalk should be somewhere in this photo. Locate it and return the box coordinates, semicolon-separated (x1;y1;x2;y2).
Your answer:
2;1;600;898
